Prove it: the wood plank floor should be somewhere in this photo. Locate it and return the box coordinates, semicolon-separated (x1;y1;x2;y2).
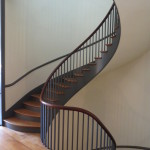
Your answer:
0;126;47;150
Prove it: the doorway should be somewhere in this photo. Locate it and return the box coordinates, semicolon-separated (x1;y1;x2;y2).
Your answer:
0;0;2;125
0;0;4;126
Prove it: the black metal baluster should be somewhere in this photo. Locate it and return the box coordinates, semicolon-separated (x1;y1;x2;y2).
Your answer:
86;116;89;150
96;123;98;150
80;48;81;71
44;105;46;146
95;32;98;58
104;21;106;51
92;36;94;62
98;29;100;57
109;14;111;44
62;110;64;150
40;104;43;140
46;106;48;147
89;39;91;63
108;137;110;150
43;105;45;144
55;70;57;95
100;127;102;150
70;56;72;77
67;59;68;78
86;42;88;65
73;53;74;70
109;12;112;44
50;108;53;149
91;118;94;150
82;113;84;150
108;16;110;44
76;51;78;70
107;134;108;150
83;45;84;66
58;110;60;150
102;24;104;52
104;131;106;150
111;10;113;36
58;69;60;94
112;7;114;36
72;111;74;150
53;75;54;100
76;112;79;150
67;110;69;150
115;6;117;28
53;108;56;150
110;139;112;150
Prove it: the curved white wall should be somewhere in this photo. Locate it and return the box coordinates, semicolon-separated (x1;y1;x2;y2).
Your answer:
103;0;150;74
5;0;113;110
66;50;150;147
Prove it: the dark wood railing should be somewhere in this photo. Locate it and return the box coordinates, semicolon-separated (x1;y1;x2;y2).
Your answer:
41;102;116;150
41;1;120;150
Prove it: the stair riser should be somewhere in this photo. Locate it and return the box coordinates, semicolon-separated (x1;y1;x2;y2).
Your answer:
24;105;40;113
15;113;40;122
31;96;40;102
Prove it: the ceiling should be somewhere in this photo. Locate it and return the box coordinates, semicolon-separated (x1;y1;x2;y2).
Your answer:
103;0;150;73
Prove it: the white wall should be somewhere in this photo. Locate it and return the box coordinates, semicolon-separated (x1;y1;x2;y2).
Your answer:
5;0;113;110
66;50;150;147
103;0;150;74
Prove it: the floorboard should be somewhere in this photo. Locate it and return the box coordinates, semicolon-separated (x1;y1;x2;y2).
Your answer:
0;127;47;150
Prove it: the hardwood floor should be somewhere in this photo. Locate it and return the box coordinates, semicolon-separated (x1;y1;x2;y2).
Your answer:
0;126;47;150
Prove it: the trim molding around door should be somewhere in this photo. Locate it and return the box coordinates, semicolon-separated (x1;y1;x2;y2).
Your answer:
1;0;5;125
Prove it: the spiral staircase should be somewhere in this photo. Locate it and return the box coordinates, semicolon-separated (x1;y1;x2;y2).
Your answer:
40;1;120;150
4;1;121;150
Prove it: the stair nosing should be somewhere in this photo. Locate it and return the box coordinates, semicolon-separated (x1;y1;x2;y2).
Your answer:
4;117;40;128
23;101;40;108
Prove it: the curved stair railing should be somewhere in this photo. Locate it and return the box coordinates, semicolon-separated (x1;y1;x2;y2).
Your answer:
41;1;121;150
41;102;116;150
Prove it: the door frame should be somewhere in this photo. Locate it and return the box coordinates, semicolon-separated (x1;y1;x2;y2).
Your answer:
0;0;5;126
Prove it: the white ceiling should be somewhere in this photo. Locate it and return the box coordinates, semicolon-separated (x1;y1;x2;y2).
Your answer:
103;0;150;73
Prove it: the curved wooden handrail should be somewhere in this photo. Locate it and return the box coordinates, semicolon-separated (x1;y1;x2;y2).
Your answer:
40;2;115;99
5;53;69;88
41;100;116;147
5;32;114;88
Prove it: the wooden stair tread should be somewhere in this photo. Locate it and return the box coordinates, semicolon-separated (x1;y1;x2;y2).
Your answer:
14;109;40;118
45;88;64;95
74;73;84;77
24;100;40;108
88;62;96;65
64;78;77;82
4;117;40;127
82;68;90;71
95;57;102;59
110;34;117;38
31;94;40;99
54;83;70;88
50;89;64;95
101;50;108;53
105;43;112;46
